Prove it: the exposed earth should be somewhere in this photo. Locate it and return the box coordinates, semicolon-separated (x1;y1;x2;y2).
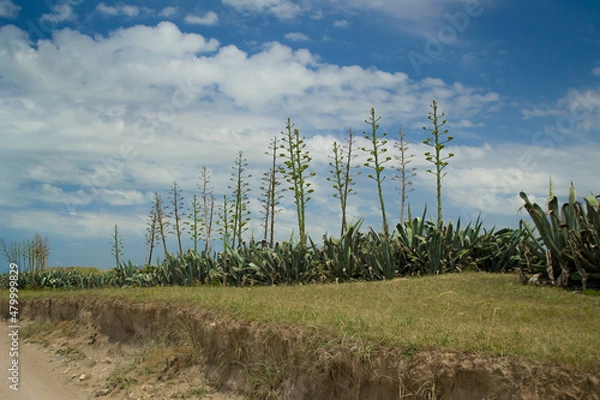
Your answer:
0;318;243;400
2;296;599;399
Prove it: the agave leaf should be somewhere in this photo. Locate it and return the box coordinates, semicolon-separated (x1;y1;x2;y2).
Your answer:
520;192;562;257
569;181;577;205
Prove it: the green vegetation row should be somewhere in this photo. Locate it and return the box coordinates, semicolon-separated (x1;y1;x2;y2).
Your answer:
1;214;529;289
136;101;454;266
3;182;599;291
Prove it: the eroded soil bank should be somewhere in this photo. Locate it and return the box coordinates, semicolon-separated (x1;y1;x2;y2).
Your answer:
3;297;599;399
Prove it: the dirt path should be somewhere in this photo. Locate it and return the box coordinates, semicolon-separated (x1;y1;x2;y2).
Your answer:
1;319;245;400
0;323;92;400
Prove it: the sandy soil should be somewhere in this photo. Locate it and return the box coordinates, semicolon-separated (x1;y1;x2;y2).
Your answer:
0;323;91;400
0;321;243;400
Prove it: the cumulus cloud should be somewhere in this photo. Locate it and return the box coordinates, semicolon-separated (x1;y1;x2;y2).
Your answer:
184;11;219;26
5;19;596;253
0;21;500;138
96;2;140;17
1;209;147;238
158;6;178;18
0;22;498;199
40;3;76;23
449;119;483;128
521;107;564;119
0;0;20;18
0;23;495;126
284;32;309;42
522;86;600;136
333;19;348;28
559;86;600;134
310;10;324;20
223;0;302;19
443;142;599;218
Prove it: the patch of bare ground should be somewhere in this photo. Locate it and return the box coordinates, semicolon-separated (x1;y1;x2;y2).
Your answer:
6;317;242;400
3;296;599;400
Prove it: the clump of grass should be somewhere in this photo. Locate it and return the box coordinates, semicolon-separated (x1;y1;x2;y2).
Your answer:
55;344;85;362
106;356;139;391
177;387;209;398
20;319;56;340
106;373;138;391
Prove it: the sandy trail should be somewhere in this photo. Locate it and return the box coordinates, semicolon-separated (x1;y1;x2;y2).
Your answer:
0;323;91;400
0;320;244;400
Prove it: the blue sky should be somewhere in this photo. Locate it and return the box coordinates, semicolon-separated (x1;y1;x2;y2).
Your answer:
0;0;599;271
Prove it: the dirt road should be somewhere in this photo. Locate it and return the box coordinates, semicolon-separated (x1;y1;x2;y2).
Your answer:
0;323;92;400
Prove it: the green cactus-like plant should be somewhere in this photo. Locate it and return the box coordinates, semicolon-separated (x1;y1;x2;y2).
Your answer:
361;108;392;235
280;118;315;247
520;182;600;289
423;99;454;228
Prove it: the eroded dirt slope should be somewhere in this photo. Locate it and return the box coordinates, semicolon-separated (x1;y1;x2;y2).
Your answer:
2;296;599;400
1;318;244;400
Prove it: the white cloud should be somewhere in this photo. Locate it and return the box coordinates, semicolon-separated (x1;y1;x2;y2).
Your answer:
0;22;499;225
0;0;20;18
36;184;146;207
284;32;309;42
450;119;483;128
522;85;600;136
521;107;564;119
1;209;147;238
432;142;599;220
223;0;302;19
184;11;219;26
593;66;600;76
327;0;465;20
322;0;489;37
4;20;597;260
310;10;324;20
560;86;600;134
40;3;76;23
96;2;140;17
98;189;148;206
333;19;348;28
158;6;178;18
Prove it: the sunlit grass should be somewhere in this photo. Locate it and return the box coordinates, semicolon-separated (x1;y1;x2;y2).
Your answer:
7;272;600;373
47;266;104;274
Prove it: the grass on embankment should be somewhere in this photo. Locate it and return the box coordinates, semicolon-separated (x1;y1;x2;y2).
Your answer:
7;272;600;373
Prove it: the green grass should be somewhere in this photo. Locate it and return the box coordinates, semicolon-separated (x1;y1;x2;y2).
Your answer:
6;272;600;373
46;266;105;274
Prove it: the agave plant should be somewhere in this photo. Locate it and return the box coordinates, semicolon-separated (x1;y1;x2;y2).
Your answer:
155;252;209;286
259;240;318;284
520;183;600;289
474;227;530;273
317;221;368;281
358;228;400;280
395;208;513;275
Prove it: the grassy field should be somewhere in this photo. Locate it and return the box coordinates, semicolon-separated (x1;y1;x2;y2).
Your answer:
8;272;600;373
